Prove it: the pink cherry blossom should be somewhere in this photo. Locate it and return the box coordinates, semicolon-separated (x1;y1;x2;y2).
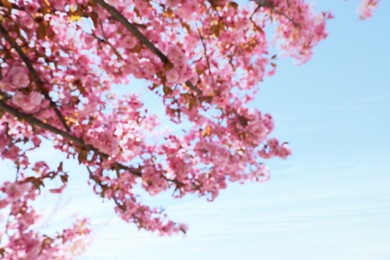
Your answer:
12;91;44;113
0;124;9;153
4;66;30;89
358;0;379;20
0;0;379;257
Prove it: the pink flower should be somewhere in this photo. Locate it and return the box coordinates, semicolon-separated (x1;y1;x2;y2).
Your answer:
167;45;187;68
49;184;67;194
165;0;180;8
85;128;119;156
0;199;8;209
49;0;65;10
0;124;9;153
166;69;180;84
4;145;20;160
358;0;379;20
12;91;44;113
3;182;29;201
125;35;138;50
7;66;30;89
278;143;292;159
31;136;41;147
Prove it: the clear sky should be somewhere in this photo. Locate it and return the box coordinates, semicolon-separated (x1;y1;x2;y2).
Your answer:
1;1;390;260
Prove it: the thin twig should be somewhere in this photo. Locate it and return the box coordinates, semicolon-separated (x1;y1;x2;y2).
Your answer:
87;32;125;60
270;7;300;27
197;26;215;90
249;5;265;33
252;0;300;27
197;26;213;77
86;166;127;211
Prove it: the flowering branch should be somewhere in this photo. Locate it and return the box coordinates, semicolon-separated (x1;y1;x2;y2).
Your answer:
0;100;142;177
93;0;202;95
0;23;71;132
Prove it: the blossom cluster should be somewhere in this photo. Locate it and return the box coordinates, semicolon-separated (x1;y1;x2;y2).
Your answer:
358;0;379;20
0;181;91;259
0;0;379;256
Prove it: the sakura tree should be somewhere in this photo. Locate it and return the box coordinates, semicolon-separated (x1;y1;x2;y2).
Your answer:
0;0;378;258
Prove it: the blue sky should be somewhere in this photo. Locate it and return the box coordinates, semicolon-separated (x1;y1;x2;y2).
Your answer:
1;1;390;259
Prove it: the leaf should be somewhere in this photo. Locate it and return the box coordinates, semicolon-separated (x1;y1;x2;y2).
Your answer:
89;11;99;29
57;161;63;172
0;0;12;12
170;108;181;121
163;62;174;71
36;22;47;40
181;93;197;110
202;125;212;137
211;22;225;37
68;5;83;22
182;22;192;33
188;96;196;110
41;0;51;14
24;176;45;190
163;85;172;95
134;7;140;17
228;2;239;9
162;8;175;18
60;173;68;183
69;14;83;22
78;150;88;163
73;78;86;94
149;83;160;90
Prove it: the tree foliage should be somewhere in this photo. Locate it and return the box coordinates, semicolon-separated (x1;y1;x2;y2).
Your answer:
0;0;378;258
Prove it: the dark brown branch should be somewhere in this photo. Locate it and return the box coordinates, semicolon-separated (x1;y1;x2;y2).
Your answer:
93;0;202;95
252;0;300;27
269;8;300;27
0;100;142;177
0;23;71;132
249;4;265;33
94;0;167;62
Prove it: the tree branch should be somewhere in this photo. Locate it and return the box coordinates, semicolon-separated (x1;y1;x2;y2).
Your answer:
252;0;300;27
0;100;142;177
93;0;202;95
197;26;217;92
94;0;168;62
0;23;71;132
